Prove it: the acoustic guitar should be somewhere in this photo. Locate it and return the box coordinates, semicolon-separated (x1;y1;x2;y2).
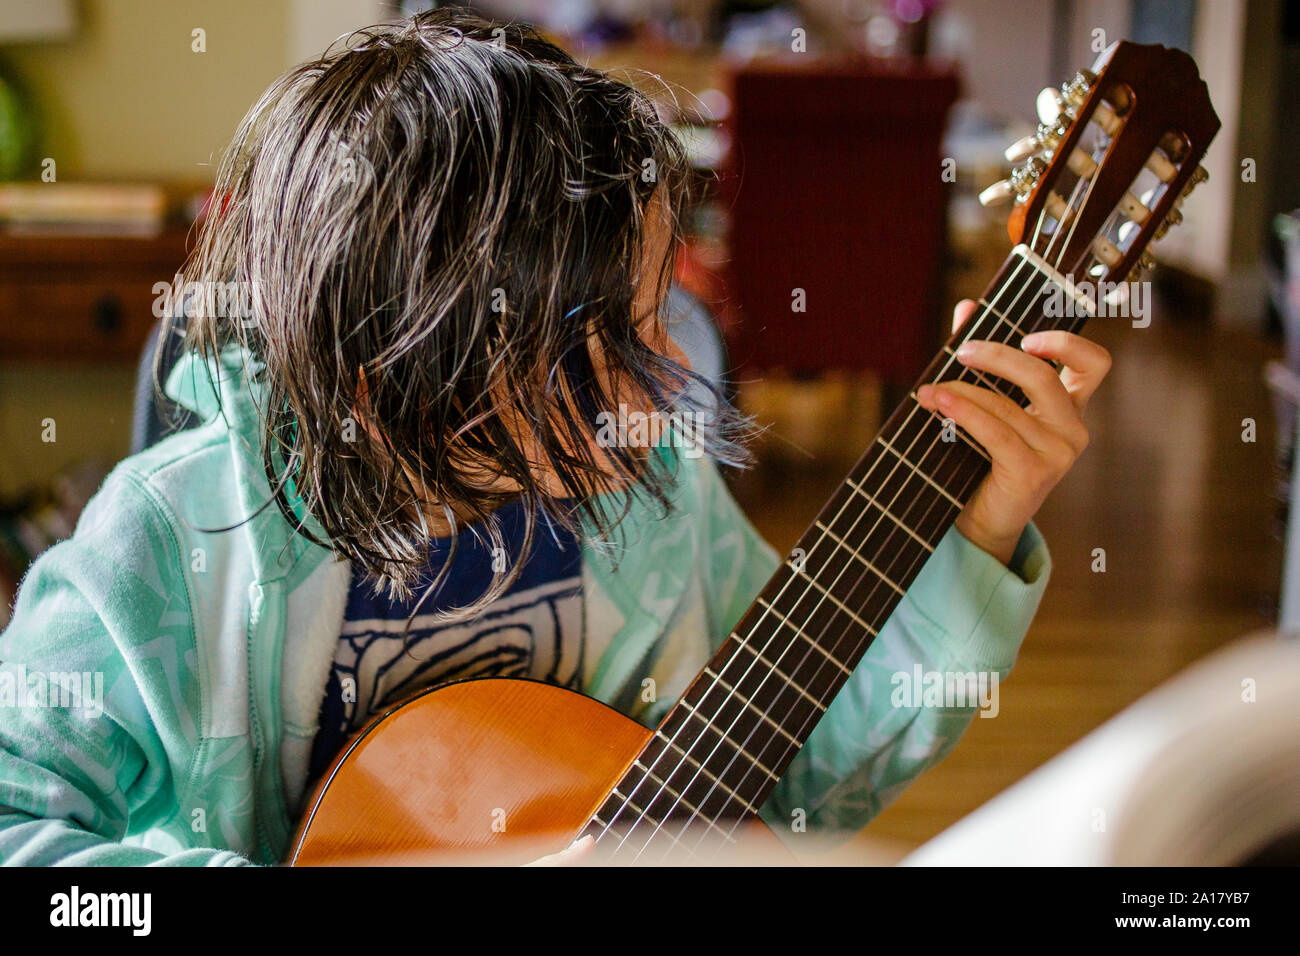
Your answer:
289;40;1220;865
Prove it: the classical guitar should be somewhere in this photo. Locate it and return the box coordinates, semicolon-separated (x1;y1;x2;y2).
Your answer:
289;41;1220;865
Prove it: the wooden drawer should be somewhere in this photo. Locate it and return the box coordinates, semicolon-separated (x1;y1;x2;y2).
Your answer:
0;231;191;363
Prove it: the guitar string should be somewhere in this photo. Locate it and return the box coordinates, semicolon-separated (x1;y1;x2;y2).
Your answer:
631;158;1111;862
597;199;1061;857
597;195;1062;857
670;160;1114;862
601;116;1113;858
626;258;1054;861
669;161;1117;863
691;212;1113;863
644;250;1062;859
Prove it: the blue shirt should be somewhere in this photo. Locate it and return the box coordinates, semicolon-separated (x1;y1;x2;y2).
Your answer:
308;499;583;781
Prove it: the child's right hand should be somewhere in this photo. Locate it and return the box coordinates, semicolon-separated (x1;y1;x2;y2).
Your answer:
524;833;596;866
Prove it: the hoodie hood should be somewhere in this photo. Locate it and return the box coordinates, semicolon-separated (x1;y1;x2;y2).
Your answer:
163;345;335;584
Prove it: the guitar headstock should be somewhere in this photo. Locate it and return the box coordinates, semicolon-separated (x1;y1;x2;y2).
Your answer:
979;41;1220;288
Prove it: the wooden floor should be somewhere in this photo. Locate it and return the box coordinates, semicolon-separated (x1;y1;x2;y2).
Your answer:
727;302;1284;863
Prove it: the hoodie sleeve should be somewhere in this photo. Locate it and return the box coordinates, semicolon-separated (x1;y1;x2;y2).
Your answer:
695;458;1050;842
0;472;253;866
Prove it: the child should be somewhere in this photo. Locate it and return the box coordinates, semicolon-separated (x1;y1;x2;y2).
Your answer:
0;8;1108;865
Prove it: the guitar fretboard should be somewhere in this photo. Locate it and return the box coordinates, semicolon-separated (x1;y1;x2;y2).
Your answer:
583;245;1095;862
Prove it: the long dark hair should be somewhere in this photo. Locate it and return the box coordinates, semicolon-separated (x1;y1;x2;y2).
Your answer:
169;7;748;622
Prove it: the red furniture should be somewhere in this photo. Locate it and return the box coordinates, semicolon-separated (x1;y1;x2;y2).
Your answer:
719;60;960;383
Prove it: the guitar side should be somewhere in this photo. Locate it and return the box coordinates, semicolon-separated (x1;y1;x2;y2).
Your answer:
288;677;790;865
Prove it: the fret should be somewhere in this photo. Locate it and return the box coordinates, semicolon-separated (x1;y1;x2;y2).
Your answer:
607;789;692;844
608;783;735;840
701;667;801;747
587;810;634;845
907;393;993;462
962;253;1099;406
752;598;856;674
645;700;786;827
744;590;864;680
813;520;907;596
727;632;829;712
947;272;1060;405
668;665;821;820
711;630;839;739
843;478;935;553
652;729;780;784
878;410;991;507
597;725;758;837
781;566;881;636
874;436;964;508
775;468;961;644
632;758;761;818
674;695;784;779
977;297;1031;340
938;331;1027;407
592;247;1091;857
883;408;993;509
636;752;739;804
637;747;755;803
940;344;1019;403
603;788;737;861
582;712;782;846
783;532;917;621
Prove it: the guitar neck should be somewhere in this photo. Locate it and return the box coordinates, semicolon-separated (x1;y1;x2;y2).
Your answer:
583;244;1096;858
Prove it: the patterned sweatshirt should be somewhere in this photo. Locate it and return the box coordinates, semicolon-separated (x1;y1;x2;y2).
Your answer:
0;346;1049;864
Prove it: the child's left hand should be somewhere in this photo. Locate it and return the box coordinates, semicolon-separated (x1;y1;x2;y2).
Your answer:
916;299;1112;567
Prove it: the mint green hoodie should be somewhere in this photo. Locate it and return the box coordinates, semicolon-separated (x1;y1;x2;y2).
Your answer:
0;346;1049;865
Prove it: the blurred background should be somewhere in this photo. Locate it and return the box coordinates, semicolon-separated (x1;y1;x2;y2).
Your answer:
0;0;1297;863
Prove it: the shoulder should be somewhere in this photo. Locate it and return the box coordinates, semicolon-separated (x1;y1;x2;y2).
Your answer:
21;420;252;630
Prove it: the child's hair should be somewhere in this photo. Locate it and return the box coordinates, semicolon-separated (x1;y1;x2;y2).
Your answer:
169;6;747;621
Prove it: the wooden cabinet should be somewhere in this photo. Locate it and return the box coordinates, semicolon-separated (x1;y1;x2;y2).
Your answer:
0;230;191;362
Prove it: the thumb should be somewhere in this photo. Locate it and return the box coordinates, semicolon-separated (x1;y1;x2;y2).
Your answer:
524;833;597;866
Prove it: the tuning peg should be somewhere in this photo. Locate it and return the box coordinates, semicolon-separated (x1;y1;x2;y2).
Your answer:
1004;135;1041;163
1037;87;1064;125
978;179;1016;207
1035;120;1067;152
1010;156;1047;200
1008;119;1069;163
1182;165;1209;195
1120;248;1157;282
1061;71;1095;108
1154;206;1184;240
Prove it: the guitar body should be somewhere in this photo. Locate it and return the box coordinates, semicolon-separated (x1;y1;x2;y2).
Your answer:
288;678;788;865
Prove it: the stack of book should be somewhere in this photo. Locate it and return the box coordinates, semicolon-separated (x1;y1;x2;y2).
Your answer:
0;182;165;237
